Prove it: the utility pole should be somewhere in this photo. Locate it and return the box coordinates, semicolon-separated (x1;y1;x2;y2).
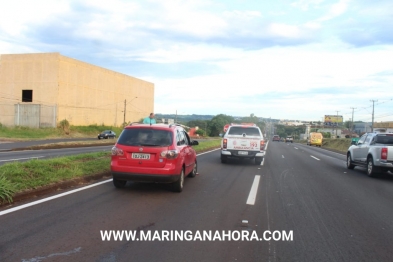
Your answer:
335;110;340;138
123;99;126;124
350;107;356;132
122;96;137;125
370;100;378;132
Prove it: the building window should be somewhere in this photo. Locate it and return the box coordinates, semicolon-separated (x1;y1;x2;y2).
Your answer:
22;90;33;102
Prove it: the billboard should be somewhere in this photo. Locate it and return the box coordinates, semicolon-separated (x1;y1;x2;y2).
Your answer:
324;115;343;126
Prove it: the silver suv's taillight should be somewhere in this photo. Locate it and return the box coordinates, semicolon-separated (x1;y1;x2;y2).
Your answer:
381;148;388;160
161;150;179;159
111;146;124;156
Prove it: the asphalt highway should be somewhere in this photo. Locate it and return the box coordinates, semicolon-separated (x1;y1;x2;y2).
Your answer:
1;141;393;261
0;138;98;151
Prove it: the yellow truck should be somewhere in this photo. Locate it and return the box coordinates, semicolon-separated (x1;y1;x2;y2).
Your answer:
307;132;323;147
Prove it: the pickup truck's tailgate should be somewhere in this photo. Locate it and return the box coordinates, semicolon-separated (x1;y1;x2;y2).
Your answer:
388;146;393;161
226;137;260;150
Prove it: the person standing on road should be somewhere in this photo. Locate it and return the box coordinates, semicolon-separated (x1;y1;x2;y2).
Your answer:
143;113;157;125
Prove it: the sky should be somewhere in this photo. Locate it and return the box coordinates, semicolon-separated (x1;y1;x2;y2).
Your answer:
1;0;393;123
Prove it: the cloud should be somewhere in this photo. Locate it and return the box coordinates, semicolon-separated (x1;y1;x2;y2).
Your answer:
152;42;393;120
317;0;350;21
1;0;393;121
268;23;301;38
291;0;325;11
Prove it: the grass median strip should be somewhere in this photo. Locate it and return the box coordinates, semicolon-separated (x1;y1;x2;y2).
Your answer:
0;139;221;204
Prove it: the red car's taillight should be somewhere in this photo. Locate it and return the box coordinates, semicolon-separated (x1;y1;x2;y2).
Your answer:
260;140;265;150
223;139;227;149
381;148;388;160
160;150;179;159
111;146;124;156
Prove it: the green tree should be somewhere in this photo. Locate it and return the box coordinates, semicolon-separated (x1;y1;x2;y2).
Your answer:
321;132;331;138
209;114;234;136
241;113;258;123
187;120;207;129
240;114;266;134
195;129;205;136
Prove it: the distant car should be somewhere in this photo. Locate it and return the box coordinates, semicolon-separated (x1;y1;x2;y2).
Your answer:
98;130;116;139
111;123;199;192
273;135;280;142
285;136;293;143
307;132;323;147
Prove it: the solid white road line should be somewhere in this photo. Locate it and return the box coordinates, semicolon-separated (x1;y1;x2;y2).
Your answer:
0;179;112;216
246;175;261;205
311;155;320;161
0;156;45;162
260;157;265;166
282;155;285;158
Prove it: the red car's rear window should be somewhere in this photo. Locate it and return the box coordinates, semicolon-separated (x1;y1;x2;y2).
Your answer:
118;128;173;146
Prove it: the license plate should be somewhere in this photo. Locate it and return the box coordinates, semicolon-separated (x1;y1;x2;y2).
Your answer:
132;153;150;159
238;151;248;155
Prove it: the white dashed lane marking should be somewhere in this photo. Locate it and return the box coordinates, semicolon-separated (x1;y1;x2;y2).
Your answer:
246;175;261;205
311;155;320;161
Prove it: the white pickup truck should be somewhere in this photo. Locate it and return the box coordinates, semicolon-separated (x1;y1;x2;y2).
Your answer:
347;133;393;177
220;124;266;165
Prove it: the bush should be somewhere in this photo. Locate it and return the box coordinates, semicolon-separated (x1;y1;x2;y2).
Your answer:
195;129;205;136
0;174;16;204
58;119;70;135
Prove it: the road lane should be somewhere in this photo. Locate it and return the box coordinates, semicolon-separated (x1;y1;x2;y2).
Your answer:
0;138;98;151
0;145;113;166
258;141;393;261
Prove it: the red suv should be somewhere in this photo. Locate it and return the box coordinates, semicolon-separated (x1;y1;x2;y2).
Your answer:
111;123;199;192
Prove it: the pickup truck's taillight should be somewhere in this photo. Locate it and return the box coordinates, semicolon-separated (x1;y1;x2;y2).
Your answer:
223;139;227;149
381;148;388;160
260;140;265;150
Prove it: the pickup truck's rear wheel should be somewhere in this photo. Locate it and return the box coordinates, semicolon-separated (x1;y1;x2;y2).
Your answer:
346;153;355;169
367;156;378;177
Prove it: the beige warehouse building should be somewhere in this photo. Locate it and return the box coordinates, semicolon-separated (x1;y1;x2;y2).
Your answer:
0;52;154;127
